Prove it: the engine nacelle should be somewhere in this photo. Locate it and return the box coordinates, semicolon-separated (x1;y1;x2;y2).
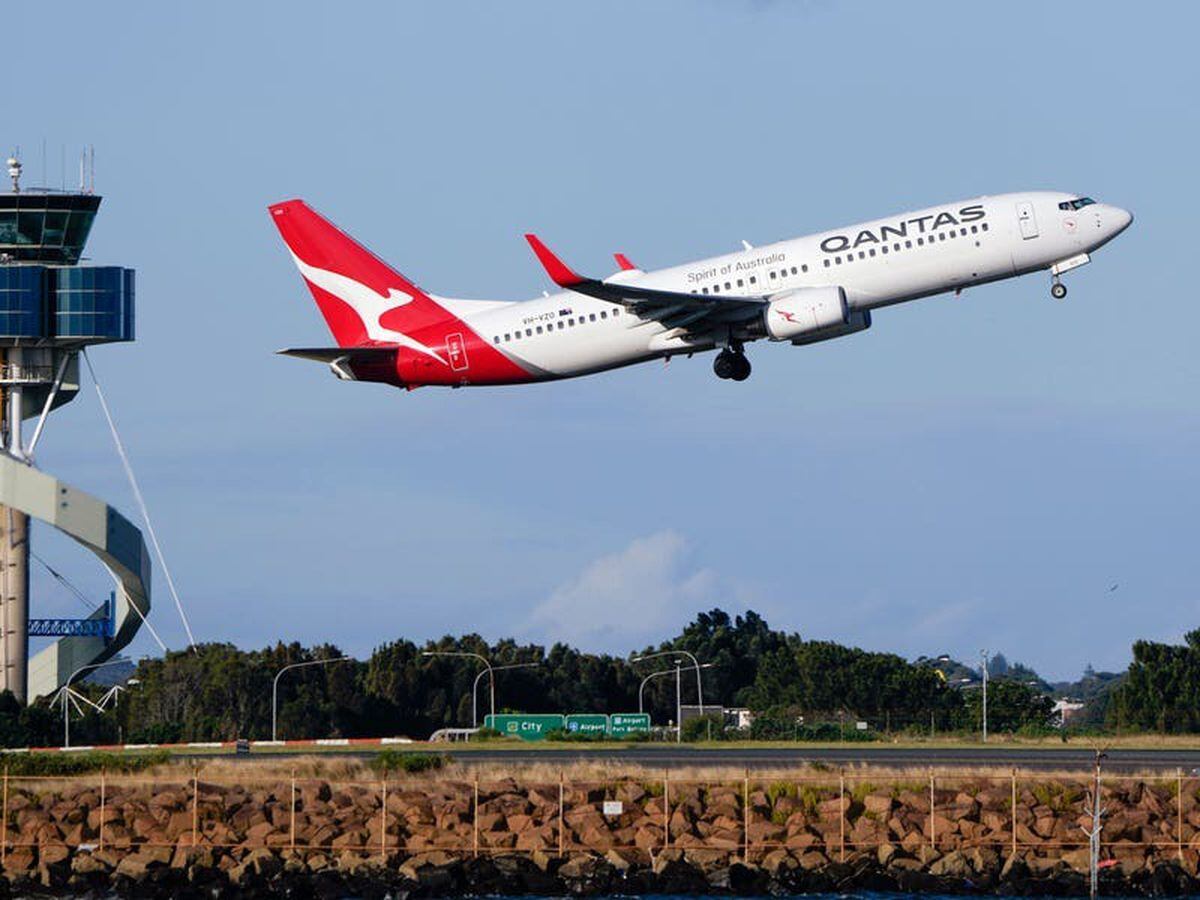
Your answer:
790;309;871;346
764;287;849;341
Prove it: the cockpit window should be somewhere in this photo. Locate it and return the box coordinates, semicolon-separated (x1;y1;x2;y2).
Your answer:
1058;197;1096;211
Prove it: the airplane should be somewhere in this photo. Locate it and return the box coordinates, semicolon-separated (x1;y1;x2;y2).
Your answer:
269;191;1132;387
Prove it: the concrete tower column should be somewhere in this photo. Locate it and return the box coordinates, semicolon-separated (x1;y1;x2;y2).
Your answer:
0;351;29;703
0;507;29;703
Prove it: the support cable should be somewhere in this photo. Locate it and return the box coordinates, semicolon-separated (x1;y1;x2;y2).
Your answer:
30;550;101;614
81;351;196;652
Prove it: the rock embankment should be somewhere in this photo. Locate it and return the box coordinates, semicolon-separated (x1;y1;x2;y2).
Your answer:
1;772;1198;896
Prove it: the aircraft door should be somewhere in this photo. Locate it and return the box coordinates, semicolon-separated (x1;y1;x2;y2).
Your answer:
1016;201;1039;240
445;333;469;372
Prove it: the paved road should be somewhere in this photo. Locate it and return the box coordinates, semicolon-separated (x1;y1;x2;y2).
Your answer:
226;745;1200;773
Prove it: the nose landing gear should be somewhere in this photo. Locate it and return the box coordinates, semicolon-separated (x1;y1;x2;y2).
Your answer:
714;349;751;381
1051;278;1068;300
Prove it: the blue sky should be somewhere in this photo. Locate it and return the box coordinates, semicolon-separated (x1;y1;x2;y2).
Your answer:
10;2;1197;681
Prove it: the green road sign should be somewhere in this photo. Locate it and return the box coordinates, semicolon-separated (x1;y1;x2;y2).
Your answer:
484;714;564;741
608;713;651;736
565;714;608;735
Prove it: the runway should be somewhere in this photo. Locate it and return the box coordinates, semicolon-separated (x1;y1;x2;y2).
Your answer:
229;744;1200;773
433;745;1200;773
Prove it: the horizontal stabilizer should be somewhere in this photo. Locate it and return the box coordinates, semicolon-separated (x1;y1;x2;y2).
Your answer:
277;346;397;363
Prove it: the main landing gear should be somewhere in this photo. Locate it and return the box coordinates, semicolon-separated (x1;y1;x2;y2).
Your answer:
713;348;751;381
1051;278;1068;300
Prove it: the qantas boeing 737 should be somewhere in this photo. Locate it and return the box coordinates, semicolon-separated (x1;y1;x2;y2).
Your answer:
269;192;1132;386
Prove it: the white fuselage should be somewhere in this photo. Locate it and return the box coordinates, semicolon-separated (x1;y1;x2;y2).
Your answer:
443;191;1132;380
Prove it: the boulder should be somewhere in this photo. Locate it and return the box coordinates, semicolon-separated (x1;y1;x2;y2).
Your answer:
37;843;71;888
928;849;970;878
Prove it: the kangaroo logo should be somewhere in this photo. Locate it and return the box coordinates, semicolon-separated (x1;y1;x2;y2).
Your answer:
290;253;446;365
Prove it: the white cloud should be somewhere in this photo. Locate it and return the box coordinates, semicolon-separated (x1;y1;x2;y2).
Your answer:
522;531;727;652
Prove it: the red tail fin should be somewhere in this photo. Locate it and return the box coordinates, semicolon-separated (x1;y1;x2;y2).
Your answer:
269;199;453;347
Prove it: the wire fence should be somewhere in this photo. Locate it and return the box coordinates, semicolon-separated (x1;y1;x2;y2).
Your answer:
0;769;1195;868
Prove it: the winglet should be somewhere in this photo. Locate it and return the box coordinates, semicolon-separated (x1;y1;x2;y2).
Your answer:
524;233;586;287
613;252;637;271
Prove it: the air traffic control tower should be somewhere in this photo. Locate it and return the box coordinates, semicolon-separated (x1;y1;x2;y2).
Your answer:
0;154;150;703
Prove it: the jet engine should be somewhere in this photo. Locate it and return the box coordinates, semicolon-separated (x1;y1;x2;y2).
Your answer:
764;287;849;340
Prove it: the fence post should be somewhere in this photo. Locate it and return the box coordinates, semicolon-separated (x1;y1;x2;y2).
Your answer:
557;772;564;858
1178;769;1184;865
1011;768;1017;857
473;778;479;858
839;770;846;862
929;771;935;850
664;772;670;850
192;768;199;848
1;766;7;865
99;769;106;851
743;771;750;864
289;768;296;851
380;776;388;860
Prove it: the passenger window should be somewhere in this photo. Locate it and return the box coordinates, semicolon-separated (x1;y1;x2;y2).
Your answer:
736;278;744;288
970;225;978;234
701;287;709;294
769;271;777;280
557;321;564;329
959;228;967;236
938;232;946;241
536;326;543;334
801;264;808;273
835;256;842;265
881;246;888;254
724;282;731;290
589;313;596;322
712;284;720;293
905;240;912;249
600;310;607;319
893;243;900;252
526;328;533;336
981;223;989;232
858;251;865;259
790;266;798;275
823;259;830;268
869;248;876;257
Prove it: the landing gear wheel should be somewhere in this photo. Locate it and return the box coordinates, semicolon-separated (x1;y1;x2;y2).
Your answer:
713;350;751;381
1051;281;1067;300
713;351;737;380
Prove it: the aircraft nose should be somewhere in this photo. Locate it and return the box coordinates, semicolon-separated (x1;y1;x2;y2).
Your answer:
1108;205;1134;237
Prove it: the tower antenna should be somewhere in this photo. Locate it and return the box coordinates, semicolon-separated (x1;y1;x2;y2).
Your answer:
6;154;20;194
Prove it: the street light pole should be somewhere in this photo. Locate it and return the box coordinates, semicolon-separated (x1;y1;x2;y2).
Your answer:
272;656;351;742
638;669;676;715
472;662;538;728
675;660;683;744
57;656;145;749
632;649;706;718
980;649;990;743
421;650;496;724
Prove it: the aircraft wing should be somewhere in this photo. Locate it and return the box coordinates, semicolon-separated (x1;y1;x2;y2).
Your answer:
525;234;766;330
